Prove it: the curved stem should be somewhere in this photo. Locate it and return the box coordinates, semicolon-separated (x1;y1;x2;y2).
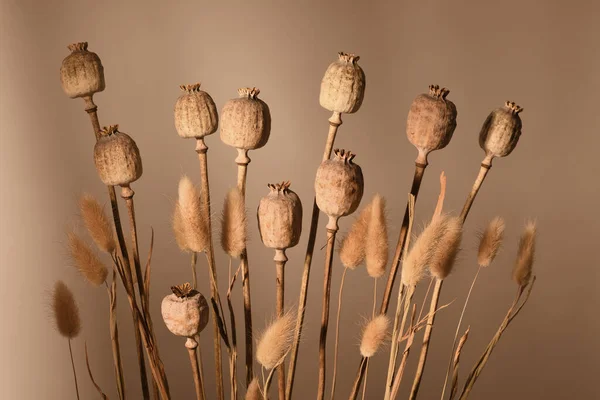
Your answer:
460;157;492;223
317;227;338;400
187;339;205;400
330;267;348;400
286;111;342;400
441;267;481;400
196;138;226;400
68;339;80;400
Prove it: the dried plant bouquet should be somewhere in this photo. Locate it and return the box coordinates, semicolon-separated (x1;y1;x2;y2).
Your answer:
54;44;538;400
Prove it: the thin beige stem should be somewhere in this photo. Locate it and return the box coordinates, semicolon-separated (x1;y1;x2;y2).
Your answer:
286;111;342;400
441;267;481;400
68;339;80;400
227;260;240;400
361;359;369;400
317;227;338;400
196;138;226;400
84;101;151;400
275;249;287;400
120;185;146;309
361;279;378;399
330;267;348;400
196;339;207;400
390;305;418;400
460;156;493;223
191;252;198;290
409;279;444;400
187;338;205;400
348;358;367;400
107;275;126;400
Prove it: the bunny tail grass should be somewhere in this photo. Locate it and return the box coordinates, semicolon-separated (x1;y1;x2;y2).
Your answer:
360;315;390;358
365;194;388;279
221;187;247;258
67;231;108;286
477;216;505;267
339;203;371;269
79;193;116;253
245;377;262;400
256;311;295;370
512;220;536;287
429;215;462;280
52;281;81;339
178;176;209;253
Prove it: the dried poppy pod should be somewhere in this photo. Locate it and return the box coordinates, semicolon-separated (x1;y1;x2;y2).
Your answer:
60;42;105;99
406;84;457;165
257;181;303;261
315;149;364;231
94;125;143;187
161;283;210;338
174;83;219;139
479;101;523;164
320;52;366;114
220;87;271;150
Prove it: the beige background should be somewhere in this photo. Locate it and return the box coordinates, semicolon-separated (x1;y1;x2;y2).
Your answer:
1;0;599;399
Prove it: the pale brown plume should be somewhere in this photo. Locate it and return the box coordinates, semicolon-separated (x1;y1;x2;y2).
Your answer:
429;215;462;280
512;220;536;287
52;280;81;339
402;216;448;286
365;194;388;278
477;216;505;267
172;202;188;251
256;311;295;370
339;203;371;269
178;176;209;253
221;188;247;258
79;193;115;253
67;231;108;286
360;315;389;357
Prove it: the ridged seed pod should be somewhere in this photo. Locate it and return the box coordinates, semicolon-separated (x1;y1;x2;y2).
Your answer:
94;125;143;186
161;283;210;338
406;85;457;165
479;101;523;161
174;83;219;139
257;181;303;253
60;42;105;99
315;149;364;230
319;52;366;114
220;87;271;150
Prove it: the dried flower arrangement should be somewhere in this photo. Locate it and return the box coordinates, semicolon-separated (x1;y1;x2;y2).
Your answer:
54;44;538;400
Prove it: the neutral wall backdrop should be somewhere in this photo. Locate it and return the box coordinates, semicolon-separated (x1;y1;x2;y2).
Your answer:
1;0;599;399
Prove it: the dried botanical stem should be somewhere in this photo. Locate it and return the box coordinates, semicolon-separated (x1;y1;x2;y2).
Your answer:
330;266;349;400
441;267;481;400
187;338;205;400
107;273;126;400
236;147;254;385
458;279;535;399
384;285;412;400
191;252;198;290
361;359;369;400
275;250;287;400
196;341;207;400
227;263;240;400
68;339;81;400
348;358;367;400
85;343;109;400
449;328;470;400
460;155;493;222
196;137;226;400
317;227;338;400
389;304;418;400
409;279;444;400
287;111;342;400
83;99;151;400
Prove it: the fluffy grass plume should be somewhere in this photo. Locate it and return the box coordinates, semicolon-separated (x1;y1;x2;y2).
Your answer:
365;194;388;278
360;315;389;357
67;231;108;286
171;202;188;251
178;176;208;253
477;216;505;267
245;378;262;400
52;281;81;338
339;203;371;269
401;215;449;286
79;194;115;253
429;215;462;280
221;188;247;258
256;311;295;370
513;220;536;287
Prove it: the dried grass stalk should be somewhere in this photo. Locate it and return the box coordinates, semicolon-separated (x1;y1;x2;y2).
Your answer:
256;312;295;370
360;315;389;358
53;281;81;338
221;187;247;258
79;193;115;253
85;343;109;400
178;175;209;253
449;327;470;400
477;216;505;267
513;221;536;287
67;231;108;286
365;194;388;279
339;203;371;269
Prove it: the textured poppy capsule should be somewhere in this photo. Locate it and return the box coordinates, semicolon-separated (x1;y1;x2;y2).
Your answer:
60;42;105;99
479;101;523;161
93;125;143;187
161;283;210;338
319;52;366;114
257;181;303;252
220;87;271;150
174;83;218;139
